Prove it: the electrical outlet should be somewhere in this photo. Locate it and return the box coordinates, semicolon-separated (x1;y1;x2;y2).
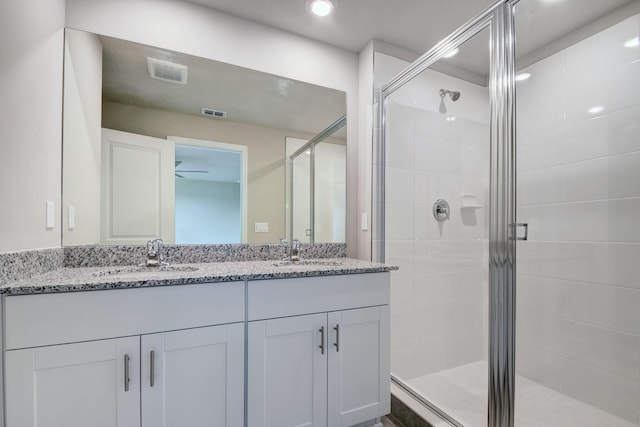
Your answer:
254;222;269;233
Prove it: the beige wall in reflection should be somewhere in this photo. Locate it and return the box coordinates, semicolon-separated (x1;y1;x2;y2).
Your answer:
103;101;344;244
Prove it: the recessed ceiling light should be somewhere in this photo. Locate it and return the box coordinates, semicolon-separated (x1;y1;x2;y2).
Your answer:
515;72;532;81
623;37;639;48
443;48;459;59
446;116;457;122
588;106;604;114
309;0;333;17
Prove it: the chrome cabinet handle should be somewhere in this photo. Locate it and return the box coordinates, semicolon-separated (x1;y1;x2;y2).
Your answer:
319;326;325;355
150;351;155;387
333;324;340;352
124;354;130;392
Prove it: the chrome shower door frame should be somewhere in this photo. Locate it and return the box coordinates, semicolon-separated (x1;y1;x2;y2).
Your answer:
376;1;517;426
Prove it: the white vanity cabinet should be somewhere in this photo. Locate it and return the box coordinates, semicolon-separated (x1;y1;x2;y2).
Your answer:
3;282;245;427
6;336;141;427
141;323;245;427
1;268;392;427
247;273;390;427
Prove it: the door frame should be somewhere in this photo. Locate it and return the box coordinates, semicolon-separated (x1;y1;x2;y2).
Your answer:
168;136;249;244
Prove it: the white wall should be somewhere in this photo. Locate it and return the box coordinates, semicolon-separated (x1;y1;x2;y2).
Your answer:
64;0;363;255
358;41;375;260
62;29;102;246
0;0;66;253
377;52;490;380
515;14;640;423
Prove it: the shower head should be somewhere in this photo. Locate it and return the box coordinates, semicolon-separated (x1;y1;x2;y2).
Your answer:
439;89;461;114
440;89;461;101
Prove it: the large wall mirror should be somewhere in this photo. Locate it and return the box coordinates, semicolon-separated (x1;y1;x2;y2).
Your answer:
62;28;347;246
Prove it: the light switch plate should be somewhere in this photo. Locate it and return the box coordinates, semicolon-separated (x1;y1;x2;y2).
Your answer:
361;212;368;231
254;222;269;233
46;201;55;229
68;206;75;230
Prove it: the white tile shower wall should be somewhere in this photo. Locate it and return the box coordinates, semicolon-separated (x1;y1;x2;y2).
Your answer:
377;52;490;381
516;14;640;424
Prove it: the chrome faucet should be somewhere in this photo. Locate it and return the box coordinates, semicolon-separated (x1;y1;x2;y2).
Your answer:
280;238;301;262
290;239;301;262
144;238;168;267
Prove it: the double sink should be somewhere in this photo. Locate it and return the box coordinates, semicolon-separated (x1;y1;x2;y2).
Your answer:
91;260;344;278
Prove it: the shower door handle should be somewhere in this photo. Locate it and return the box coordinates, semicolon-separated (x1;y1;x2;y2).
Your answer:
510;223;528;241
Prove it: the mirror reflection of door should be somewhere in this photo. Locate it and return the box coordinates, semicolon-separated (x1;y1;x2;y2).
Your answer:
101;128;175;245
169;137;248;244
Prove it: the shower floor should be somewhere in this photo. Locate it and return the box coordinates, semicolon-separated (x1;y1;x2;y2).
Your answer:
405;361;636;427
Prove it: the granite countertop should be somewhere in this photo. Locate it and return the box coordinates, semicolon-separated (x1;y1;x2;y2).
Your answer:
0;258;398;295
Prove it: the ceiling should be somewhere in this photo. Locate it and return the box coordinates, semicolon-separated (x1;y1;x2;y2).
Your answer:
188;0;495;54
101;35;347;137
189;0;638;81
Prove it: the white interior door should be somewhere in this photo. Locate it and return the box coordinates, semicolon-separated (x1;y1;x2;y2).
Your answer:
5;337;140;427
328;306;390;427
248;314;327;427
141;324;244;427
101;128;175;244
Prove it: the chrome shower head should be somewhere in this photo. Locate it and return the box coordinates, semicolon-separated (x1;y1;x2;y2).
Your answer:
440;89;461;101
439;89;460;114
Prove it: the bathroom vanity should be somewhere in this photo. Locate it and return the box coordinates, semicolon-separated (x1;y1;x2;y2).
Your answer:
0;259;394;427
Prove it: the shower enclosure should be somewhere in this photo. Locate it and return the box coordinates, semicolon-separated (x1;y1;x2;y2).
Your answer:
288;115;347;244
376;0;640;426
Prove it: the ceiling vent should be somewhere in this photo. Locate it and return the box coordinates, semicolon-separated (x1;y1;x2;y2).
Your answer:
201;108;227;118
146;57;188;85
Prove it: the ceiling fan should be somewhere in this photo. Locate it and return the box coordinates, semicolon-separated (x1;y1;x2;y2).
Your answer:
175;160;209;179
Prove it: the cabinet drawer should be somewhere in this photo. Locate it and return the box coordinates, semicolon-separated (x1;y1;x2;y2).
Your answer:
5;282;244;350
248;273;390;321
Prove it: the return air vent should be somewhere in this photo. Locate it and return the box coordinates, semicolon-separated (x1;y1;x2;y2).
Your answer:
201;108;227;118
146;57;188;85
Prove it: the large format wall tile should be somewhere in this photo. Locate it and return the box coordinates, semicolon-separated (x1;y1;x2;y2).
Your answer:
516;13;640;423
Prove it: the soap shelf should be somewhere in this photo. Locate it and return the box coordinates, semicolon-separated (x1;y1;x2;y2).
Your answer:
460;193;483;209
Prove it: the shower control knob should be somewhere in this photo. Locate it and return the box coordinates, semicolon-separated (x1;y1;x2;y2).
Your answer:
433;199;450;221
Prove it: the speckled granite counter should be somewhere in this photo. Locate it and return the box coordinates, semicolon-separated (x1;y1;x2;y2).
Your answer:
0;258;398;295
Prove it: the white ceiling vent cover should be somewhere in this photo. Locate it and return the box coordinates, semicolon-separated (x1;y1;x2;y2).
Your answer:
146;57;188;85
201;108;227;118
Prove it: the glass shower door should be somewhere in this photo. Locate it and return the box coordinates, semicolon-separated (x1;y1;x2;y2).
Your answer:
513;1;640;426
382;24;493;426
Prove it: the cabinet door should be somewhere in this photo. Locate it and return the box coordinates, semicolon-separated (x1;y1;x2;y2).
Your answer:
5;336;140;427
141;323;244;427
327;306;390;427
248;314;327;427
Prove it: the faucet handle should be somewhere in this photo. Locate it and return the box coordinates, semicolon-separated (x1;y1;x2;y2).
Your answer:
145;238;166;267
